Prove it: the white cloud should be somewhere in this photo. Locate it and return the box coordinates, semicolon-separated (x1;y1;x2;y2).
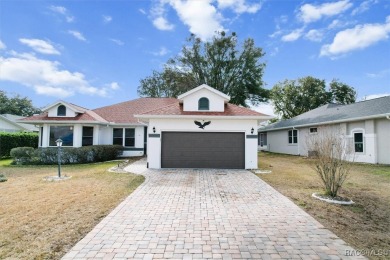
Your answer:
168;0;225;41
366;68;390;78
360;93;390;100
110;39;124;46
250;102;276;117
305;29;324;42
352;0;377;16
281;28;304;42
327;19;355;29
139;9;147;15
0;52;111;98
299;0;353;24
153;16;175;31
68;30;87;42
109;82;120;90
19;38;60;55
152;47;169;56
103;15;112;23
48;5;74;23
0;40;6;50
150;2;175;31
320;16;390;57
217;0;262;14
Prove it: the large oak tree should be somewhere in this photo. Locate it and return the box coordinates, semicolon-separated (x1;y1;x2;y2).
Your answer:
0;90;41;116
138;32;269;107
270;77;356;120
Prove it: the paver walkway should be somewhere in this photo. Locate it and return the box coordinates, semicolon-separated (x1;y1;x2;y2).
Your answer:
63;168;363;259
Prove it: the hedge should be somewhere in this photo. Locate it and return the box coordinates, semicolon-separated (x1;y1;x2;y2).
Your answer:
10;145;124;165
0;132;38;157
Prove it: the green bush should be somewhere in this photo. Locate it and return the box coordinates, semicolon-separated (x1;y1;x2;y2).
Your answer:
34;145;123;165
10;147;36;165
0;132;38;157
0;174;7;182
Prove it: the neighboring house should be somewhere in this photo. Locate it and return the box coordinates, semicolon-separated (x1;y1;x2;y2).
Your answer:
259;96;390;164
0;114;38;132
21;84;271;169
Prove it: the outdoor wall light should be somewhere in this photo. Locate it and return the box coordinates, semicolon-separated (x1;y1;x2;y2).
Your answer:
251;127;254;134
153;127;156;133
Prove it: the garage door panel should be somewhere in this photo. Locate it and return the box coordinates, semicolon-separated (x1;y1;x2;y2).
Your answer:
161;132;245;169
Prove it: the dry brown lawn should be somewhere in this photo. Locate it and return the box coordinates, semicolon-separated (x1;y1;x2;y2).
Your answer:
257;152;390;259
0;160;144;260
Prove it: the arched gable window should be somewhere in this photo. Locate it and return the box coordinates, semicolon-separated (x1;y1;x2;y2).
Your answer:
57;105;66;116
198;97;209;110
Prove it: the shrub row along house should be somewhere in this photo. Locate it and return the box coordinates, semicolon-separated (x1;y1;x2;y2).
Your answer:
21;85;271;169
259;95;390;164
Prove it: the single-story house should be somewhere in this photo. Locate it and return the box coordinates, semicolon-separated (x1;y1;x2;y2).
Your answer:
21;84;271;169
0;114;38;132
258;95;390;164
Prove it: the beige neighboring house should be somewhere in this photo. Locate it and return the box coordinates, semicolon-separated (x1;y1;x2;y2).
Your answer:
0;114;38;132
259;96;390;164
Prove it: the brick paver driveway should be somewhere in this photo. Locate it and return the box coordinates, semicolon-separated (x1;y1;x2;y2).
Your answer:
63;169;362;259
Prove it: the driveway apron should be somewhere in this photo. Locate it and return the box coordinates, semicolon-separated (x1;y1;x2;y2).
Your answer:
63;169;363;259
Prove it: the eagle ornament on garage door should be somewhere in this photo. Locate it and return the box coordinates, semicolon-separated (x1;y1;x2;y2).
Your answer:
194;120;211;129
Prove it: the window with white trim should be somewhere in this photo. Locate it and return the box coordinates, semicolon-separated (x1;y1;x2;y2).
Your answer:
82;126;94;146
309;127;317;134
49;126;73;146
57;105;66;116
288;129;298;144
198;97;209;110
354;132;364;152
113;128;135;147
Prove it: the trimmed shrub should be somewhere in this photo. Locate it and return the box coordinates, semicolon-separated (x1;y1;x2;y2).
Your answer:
0;132;38;157
10;147;36;164
0;174;7;182
34;145;123;165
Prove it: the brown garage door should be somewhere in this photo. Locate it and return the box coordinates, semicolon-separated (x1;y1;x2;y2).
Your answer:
161;132;245;169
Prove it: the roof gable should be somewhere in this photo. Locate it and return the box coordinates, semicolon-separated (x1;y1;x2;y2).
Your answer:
178;84;230;102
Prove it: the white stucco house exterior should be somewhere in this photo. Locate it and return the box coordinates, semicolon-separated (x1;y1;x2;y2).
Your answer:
259;96;390;164
21;84;271;169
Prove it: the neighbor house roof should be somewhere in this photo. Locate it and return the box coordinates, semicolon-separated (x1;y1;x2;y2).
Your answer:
0;114;39;131
260;95;390;132
135;101;269;119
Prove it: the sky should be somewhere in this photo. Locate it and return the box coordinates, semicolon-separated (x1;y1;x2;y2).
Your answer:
0;0;389;116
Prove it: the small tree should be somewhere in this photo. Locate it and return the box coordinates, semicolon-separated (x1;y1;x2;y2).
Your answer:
306;127;354;198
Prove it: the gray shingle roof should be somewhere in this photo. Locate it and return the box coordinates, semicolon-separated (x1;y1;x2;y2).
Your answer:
1;114;39;131
260;95;390;132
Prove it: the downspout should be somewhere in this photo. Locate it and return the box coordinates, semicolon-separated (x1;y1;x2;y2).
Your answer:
386;114;390;120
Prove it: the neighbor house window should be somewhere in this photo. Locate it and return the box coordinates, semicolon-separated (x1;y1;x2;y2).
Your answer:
259;133;267;147
49;126;73;146
354;132;364;152
113;128;135;147
82;126;94;146
310;127;317;134
198;97;209;110
57;105;66;116
288;129;298;144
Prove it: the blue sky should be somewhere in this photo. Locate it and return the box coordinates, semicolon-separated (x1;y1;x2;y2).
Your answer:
0;0;389;116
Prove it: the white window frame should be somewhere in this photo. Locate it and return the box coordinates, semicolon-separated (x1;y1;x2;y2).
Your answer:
112;127;135;147
288;129;298;145
309;127;318;134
